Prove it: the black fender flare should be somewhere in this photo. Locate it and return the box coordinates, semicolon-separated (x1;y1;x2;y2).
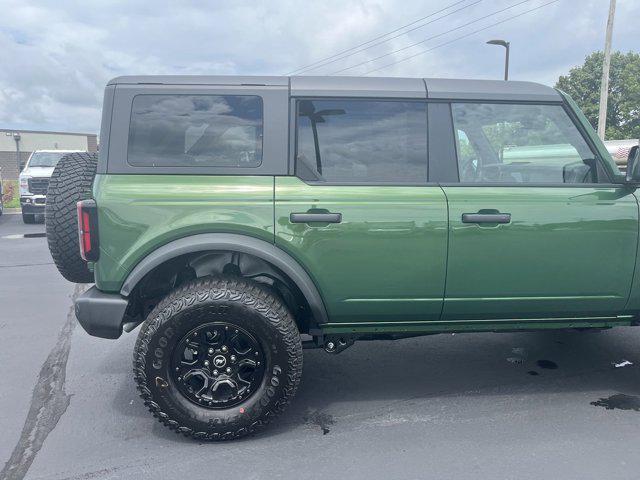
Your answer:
120;233;329;324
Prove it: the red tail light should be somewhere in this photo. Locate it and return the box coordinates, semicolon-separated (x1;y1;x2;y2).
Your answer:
77;199;99;262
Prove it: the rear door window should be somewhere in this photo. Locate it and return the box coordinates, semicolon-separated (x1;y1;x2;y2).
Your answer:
452;103;600;184
128;94;263;168
295;99;428;183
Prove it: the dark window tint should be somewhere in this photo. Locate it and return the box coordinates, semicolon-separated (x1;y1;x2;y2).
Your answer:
296;99;427;183
452;103;599;184
128;95;263;167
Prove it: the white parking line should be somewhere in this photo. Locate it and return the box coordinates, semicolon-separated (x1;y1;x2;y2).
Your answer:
2;233;47;239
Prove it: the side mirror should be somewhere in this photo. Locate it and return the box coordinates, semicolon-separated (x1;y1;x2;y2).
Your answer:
626;146;640;183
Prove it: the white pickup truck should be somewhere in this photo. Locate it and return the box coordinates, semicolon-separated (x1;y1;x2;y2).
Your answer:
19;150;83;223
604;139;640;173
0;166;4;216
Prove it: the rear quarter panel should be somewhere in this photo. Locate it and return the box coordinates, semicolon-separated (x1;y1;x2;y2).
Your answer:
93;174;274;292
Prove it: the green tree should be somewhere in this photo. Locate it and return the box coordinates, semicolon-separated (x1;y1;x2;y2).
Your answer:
555;51;640;140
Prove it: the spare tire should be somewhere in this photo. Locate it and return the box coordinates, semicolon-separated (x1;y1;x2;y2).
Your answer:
46;152;98;283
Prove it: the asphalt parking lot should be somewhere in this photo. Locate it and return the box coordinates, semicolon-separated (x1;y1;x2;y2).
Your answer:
2;211;640;480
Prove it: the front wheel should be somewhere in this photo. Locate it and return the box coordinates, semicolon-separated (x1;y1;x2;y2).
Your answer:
22;213;36;224
133;276;303;441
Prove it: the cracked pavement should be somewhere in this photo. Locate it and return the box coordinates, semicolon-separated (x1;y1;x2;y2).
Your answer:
2;211;640;480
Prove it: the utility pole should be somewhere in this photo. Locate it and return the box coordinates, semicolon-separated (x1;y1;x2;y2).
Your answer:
597;0;616;140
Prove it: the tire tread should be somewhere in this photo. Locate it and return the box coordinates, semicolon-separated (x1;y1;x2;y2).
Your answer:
132;275;303;441
45;152;98;283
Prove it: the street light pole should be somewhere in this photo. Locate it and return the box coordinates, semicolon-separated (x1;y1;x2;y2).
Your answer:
597;0;616;140
13;133;21;173
487;39;510;81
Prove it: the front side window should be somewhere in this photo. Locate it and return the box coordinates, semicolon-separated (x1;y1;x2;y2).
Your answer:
296;99;427;183
452;103;600;184
128;94;263;168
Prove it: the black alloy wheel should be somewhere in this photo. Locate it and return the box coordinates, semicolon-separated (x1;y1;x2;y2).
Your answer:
171;322;266;409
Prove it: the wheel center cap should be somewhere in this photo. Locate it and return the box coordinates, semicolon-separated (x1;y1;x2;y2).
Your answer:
213;355;227;368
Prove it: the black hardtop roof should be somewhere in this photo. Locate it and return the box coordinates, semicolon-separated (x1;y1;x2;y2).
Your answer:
108;75;561;102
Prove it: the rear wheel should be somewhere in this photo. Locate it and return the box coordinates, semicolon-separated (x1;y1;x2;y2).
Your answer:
45;152;98;283
133;276;303;441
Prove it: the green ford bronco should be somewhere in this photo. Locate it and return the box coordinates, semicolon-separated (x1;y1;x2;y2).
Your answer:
45;75;640;440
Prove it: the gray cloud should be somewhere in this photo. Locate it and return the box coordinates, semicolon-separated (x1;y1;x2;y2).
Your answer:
0;0;637;133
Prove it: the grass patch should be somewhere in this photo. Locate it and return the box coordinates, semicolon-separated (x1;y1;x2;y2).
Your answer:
2;180;20;208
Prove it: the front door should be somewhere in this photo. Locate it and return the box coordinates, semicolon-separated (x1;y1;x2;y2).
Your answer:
442;101;638;320
275;98;448;325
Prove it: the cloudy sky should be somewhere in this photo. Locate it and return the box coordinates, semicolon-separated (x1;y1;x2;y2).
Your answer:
0;0;637;134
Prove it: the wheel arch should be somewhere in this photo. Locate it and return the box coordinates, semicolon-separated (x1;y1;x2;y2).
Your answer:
120;233;329;328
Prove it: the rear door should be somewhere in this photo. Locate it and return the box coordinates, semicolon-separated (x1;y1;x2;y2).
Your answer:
275;97;448;325
97;80;289;289
441;101;638;320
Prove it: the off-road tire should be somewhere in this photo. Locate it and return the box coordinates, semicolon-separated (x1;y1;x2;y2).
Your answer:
22;213;36;224
133;276;303;441
45;152;98;283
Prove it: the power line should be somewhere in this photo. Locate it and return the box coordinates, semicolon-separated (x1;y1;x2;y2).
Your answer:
284;0;475;75
329;0;531;75
362;0;560;75
292;1;482;75
285;0;469;75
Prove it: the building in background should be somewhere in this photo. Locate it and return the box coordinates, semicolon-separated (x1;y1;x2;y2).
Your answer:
0;129;98;180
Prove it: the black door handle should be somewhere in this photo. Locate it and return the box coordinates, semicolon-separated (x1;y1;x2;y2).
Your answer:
462;213;511;224
290;212;342;224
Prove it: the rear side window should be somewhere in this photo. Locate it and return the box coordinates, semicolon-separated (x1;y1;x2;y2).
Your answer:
128;94;263;168
296;99;427;183
452;103;599;184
